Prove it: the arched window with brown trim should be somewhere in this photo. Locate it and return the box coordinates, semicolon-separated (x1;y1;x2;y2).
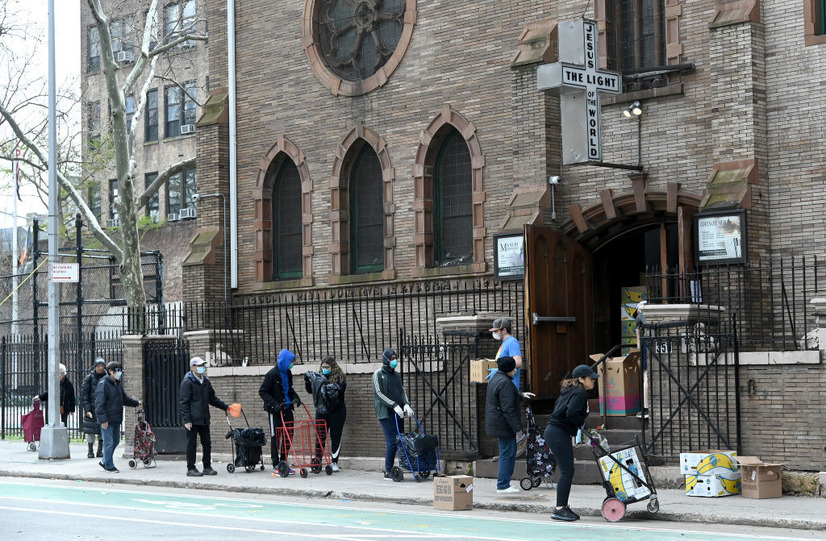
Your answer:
348;145;384;274
271;158;303;279
433;129;473;266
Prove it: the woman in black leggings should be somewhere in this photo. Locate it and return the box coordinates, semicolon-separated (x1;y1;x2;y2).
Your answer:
544;364;599;521
307;356;347;472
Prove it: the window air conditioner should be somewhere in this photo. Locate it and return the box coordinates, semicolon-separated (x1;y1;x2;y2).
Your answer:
105;218;120;228
167;212;179;222
115;50;134;64
179;207;197;219
180;124;196;135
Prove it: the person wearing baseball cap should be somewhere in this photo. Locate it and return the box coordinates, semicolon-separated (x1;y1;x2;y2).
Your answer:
489;318;523;390
180;357;240;477
543;363;599;521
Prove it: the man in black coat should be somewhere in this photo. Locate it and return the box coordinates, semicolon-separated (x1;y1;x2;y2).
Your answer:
80;358;107;458
485;356;534;494
179;357;238;477
95;362;140;472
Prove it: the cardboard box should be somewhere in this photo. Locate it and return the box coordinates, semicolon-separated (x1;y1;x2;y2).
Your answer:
470;359;498;383
597;446;652;502
591;351;641;415
679;450;739;476
685;473;741;497
433;475;473;510
736;456;783;499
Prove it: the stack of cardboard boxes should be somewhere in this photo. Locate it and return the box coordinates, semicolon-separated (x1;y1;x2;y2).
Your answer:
681;450;741;497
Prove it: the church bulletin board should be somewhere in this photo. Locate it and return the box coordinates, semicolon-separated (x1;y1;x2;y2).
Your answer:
494;232;525;280
695;209;747;265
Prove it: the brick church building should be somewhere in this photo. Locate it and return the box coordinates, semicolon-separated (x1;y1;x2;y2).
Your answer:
100;0;826;470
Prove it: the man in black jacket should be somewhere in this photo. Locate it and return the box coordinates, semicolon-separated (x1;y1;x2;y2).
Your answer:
259;349;301;472
95;362;140;473
180;357;238;477
485;356;534;494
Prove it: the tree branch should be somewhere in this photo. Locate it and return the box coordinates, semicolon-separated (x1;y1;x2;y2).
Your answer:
138;156;196;210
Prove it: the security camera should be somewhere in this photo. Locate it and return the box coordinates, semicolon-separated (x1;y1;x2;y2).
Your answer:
192;194;200;202
549;175;560;185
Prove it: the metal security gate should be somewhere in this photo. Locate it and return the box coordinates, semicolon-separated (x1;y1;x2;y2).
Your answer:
640;315;741;459
399;331;481;459
144;339;189;453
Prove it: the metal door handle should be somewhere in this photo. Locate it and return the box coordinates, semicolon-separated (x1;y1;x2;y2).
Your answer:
532;313;576;325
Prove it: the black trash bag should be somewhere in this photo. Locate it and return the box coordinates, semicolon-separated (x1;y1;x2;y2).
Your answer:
228;427;267;468
397;432;438;457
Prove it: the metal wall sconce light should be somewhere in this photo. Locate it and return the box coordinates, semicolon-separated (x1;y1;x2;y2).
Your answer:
622;100;643;118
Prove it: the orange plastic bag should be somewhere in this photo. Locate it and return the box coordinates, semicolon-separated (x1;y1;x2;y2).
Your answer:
228;403;242;417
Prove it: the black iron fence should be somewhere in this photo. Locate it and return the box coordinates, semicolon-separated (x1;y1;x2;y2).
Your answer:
644;256;823;352
129;278;525;366
0;331;123;440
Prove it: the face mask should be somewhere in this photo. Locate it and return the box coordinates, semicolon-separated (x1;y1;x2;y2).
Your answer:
492;332;501;341
114;371;122;381
288;363;294;370
196;366;206;375
322;368;331;376
389;360;398;369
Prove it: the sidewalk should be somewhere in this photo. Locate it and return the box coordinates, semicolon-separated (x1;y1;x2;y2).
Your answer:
1;440;824;531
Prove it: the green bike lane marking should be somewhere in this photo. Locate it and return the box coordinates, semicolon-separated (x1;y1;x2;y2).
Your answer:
0;480;799;541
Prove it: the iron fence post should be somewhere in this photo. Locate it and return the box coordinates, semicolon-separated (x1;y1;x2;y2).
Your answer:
1;336;5;439
32;218;40;346
76;213;83;368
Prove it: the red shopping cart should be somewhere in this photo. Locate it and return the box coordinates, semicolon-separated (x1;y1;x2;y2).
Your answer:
21;399;45;452
272;402;333;478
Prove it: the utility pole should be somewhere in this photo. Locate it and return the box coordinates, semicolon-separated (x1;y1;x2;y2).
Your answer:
39;0;69;460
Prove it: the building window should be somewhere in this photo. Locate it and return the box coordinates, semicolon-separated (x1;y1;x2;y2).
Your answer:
88;25;100;72
805;0;826;45
433;130;472;266
108;179;119;222
164;0;196;47
271;160;303;279
348;146;384;274
606;0;665;72
88;101;101;148
145;173;159;222
146;89;158;142
165;82;196;137
125;96;136;132
111;16;135;62
89;185;101;222
167;167;196;215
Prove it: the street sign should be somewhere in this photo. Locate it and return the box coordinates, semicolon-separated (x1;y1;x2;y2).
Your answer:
50;263;79;283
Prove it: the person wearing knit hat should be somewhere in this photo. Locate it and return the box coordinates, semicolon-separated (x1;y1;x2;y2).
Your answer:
485;356;535;495
80;358;108;458
372;347;414;481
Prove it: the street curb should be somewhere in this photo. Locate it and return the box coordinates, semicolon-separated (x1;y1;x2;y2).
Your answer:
2;469;824;531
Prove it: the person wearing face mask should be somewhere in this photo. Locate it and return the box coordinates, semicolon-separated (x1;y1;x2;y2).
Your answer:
259;348;302;472
94;362;141;473
33;363;76;427
489;318;523;390
372;348;414;481
179;357;239;477
304;356;347;472
544;364;600;521
80;358;107;458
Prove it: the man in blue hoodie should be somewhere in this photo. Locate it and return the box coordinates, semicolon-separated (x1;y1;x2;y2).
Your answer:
259;349;302;473
180;357;238;477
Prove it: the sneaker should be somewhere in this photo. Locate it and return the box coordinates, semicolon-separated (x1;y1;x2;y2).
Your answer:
551;506;579;521
383;471;393;481
202;467;218;476
187;469;203;477
496;486;520;494
331;463;340;473
563;506;580;520
98;461;106;470
106;467;120;473
636;408;650;419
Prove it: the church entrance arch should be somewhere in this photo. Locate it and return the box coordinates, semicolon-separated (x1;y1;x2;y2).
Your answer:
524;182;702;401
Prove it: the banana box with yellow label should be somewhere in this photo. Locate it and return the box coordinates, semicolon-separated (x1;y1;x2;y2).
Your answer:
679;449;739;476
685;473;741;497
597;446;652;502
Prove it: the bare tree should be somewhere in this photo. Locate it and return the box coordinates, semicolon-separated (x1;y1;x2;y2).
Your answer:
0;0;205;310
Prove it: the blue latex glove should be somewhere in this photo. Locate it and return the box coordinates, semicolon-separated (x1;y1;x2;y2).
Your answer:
485;368;497;381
